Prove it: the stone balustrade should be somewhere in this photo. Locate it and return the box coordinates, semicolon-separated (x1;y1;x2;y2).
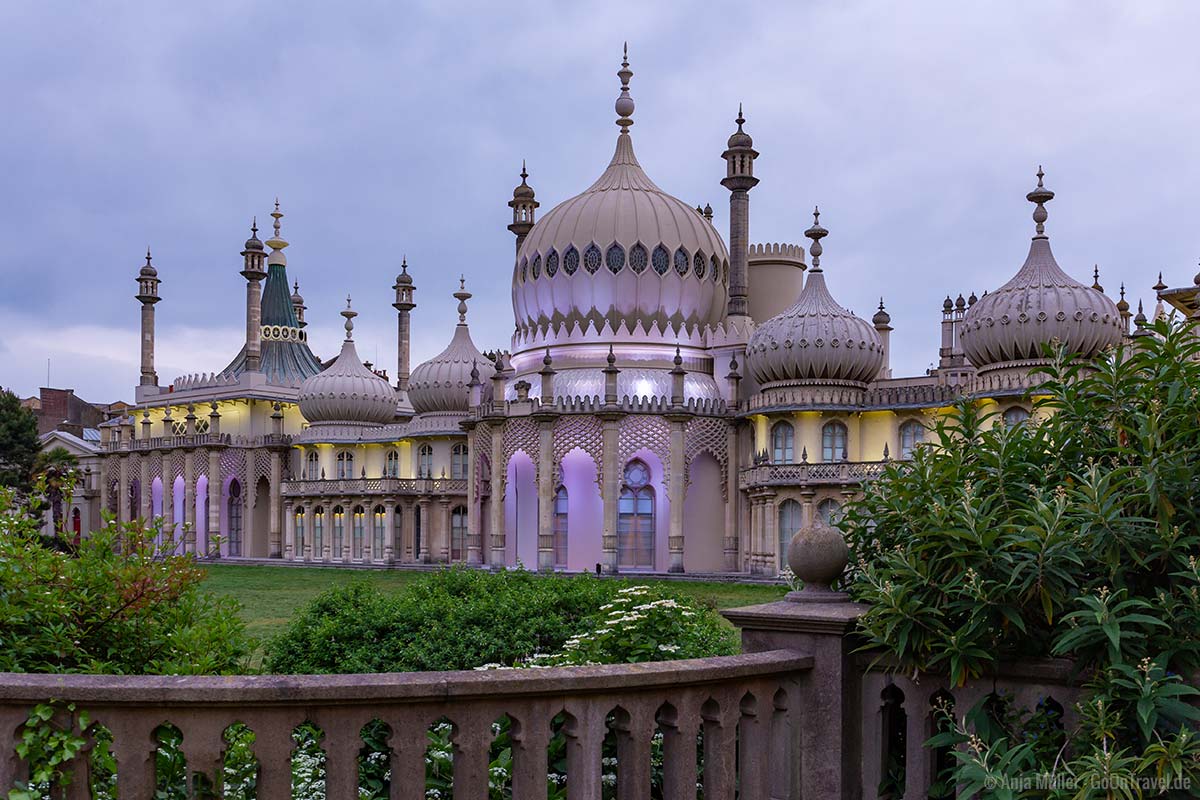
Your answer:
739;459;891;490
0;650;810;799
281;476;468;498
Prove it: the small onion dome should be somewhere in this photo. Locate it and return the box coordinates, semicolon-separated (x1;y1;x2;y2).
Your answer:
872;298;891;327
1116;284;1130;315
513;161;535;199
409;280;497;414
748;209;883;387
139;248;158;278
943;296;953;312
243;217;264;252
961;168;1121;369
298;298;397;425
727;104;753;149
290;280;304;306
395;257;413;286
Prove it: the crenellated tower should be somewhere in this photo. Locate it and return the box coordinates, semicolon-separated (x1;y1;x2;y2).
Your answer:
722;104;759;318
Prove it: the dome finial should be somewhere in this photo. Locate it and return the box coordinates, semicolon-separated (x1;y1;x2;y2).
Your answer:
266;199;288;251
737;102;745;130
1092;265;1104;292
1153;271;1167;291
1027;166;1054;238
342;295;357;340
615;43;635;134
805;205;828;272
454;276;472;324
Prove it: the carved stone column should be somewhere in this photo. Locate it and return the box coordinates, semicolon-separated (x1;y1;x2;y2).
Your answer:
207;449;220;558
488;423;506;565
160;455;173;540
283;499;295;560
666;414;688;573
464;422;481;565
117;457;129;526
322;504;333;563
535;416;555;572
383;503;395;563
439;497;451;562
762;489;778;576
417;497;431;562
268;451;282;558
138;456;151;522
724;422;740;571
600;414;621;573
183;450;195;554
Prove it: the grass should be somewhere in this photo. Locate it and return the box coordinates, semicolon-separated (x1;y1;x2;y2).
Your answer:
199;563;788;648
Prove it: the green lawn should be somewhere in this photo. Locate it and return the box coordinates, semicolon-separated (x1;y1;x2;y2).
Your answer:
199;563;788;647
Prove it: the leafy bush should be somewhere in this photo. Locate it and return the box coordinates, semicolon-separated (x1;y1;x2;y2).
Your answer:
0;482;252;675
844;320;1200;796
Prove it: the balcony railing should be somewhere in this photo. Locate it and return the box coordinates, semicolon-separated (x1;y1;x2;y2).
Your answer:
282;476;468;498
0;649;810;799
738;459;894;490
104;434;293;453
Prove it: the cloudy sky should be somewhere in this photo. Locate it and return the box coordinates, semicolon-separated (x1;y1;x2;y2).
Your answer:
2;1;1198;402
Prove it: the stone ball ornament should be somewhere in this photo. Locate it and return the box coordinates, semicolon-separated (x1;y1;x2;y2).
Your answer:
785;519;850;602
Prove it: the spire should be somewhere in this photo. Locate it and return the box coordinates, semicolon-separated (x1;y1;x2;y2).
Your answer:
1092;265;1104;292
805;206;828;272
266;199;288;251
1027;166;1054;239
454;276;472;324
1117;283;1130;314
1134;299;1147;328
342;295;356;340
615;43;635;134
1153;272;1167;292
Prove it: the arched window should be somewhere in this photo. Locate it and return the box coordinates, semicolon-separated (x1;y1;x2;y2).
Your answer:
673;247;689;276
313;506;324;555
294;507;306;557
778;499;802;566
563;246;580;275
771;421;795;463
385;449;400;478
711;254;720;282
332;506;345;557
817;498;842;526
605;243;625;274
373;505;386;560
450;506;467;562
451;444;468;480
899;420;926;459
227;480;243;557
352;506;365;559
336;450;354;480
822;421;848;462
652;245;670;275
531;253;542;279
629;243;648;274
693;251;706;278
584;243;602;274
418;444;434;478
553;486;569;568
305;451;319;480
546;249;559;277
618;460;655;569
1003;407;1030;429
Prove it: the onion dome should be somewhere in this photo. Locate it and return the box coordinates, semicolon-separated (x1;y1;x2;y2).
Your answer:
410;279;496;414
244;217;264;252
727;104;753;149
872;298;891;328
139;248;158;279
290;280;304;306
960;168;1121;370
748;209;884;387
511;45;729;339
298;298;397;425
1116;284;1130;315
513;161;535;199
943;296;953;312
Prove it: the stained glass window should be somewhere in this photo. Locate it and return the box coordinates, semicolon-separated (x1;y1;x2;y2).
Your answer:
629;244;648;274
674;248;689;276
584;244;602;274
605;244;625;274
564;246;580;275
652;245;670;275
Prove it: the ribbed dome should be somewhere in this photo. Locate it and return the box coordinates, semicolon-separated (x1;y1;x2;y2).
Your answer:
511;53;728;340
410;284;496;414
298;302;397;425
961;170;1121;370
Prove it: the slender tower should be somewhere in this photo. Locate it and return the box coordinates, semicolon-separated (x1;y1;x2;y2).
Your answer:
240;214;268;371
507;161;538;257
135;248;161;387
722;104;759;318
291;281;307;328
392;258;417;392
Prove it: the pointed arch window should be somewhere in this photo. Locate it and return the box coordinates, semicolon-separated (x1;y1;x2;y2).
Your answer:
652;245;670;275
294;506;306;557
313;506;324;555
711;254;720;282
817;498;842;526
693;251;706;278
605;243;625;274
629;243;648;274
336;450;354;480
451;505;468;562
352;505;365;559
771;421;795;464
305;451;319;480
385;449;400;478
332;506;345;556
451;443;468;479
617;459;655;569
227;480;243;557
1003;407;1030;429
563;246;580;275
899;420;926;459
822;421;848;462
546;249;559;277
778;499;802;566
553;486;569;568
584;243;602;274
373;505;386;560
531;253;541;280
418;444;434;478
674;248;689;276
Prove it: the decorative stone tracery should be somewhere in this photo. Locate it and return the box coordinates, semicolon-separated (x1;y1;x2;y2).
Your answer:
685;416;730;499
552;414;603;485
618;415;671;487
502;417;540;481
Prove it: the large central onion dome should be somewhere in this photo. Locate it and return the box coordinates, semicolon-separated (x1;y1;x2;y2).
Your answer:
298;299;397;426
961;169;1121;371
511;49;729;341
409;281;496;415
748;210;883;388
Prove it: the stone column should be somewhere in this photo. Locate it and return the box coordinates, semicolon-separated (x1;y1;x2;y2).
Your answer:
464;424;481;565
283;499;295;559
667;415;687;573
439;497;451;562
117;457;129;526
724;423;740;571
747;493;761;575
207;449;220;558
600;414;621;573
762;489;778;576
268;451;282;558
138;457;151;521
488;423;506;565
161;457;174;541
535;418;555;572
183;451;195;554
417;498;431;562
322;504;333;562
301;506;312;561
383;504;395;563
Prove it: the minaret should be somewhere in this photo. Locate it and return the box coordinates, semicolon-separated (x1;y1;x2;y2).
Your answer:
872;298;892;379
291;281;307;328
1117;283;1131;335
507;162;538;258
721;103;759;318
240;213;269;372
135;248;161;387
392;258;417;392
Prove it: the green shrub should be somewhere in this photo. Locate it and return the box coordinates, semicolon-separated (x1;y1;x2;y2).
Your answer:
844;320;1200;796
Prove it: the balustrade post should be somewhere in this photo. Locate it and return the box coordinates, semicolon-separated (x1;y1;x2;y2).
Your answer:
249;715;299;800
614;705;656;800
452;712;494;798
108;715;158;800
658;706;700;800
701;698;738;800
563;703;604;800
510;706;552;800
